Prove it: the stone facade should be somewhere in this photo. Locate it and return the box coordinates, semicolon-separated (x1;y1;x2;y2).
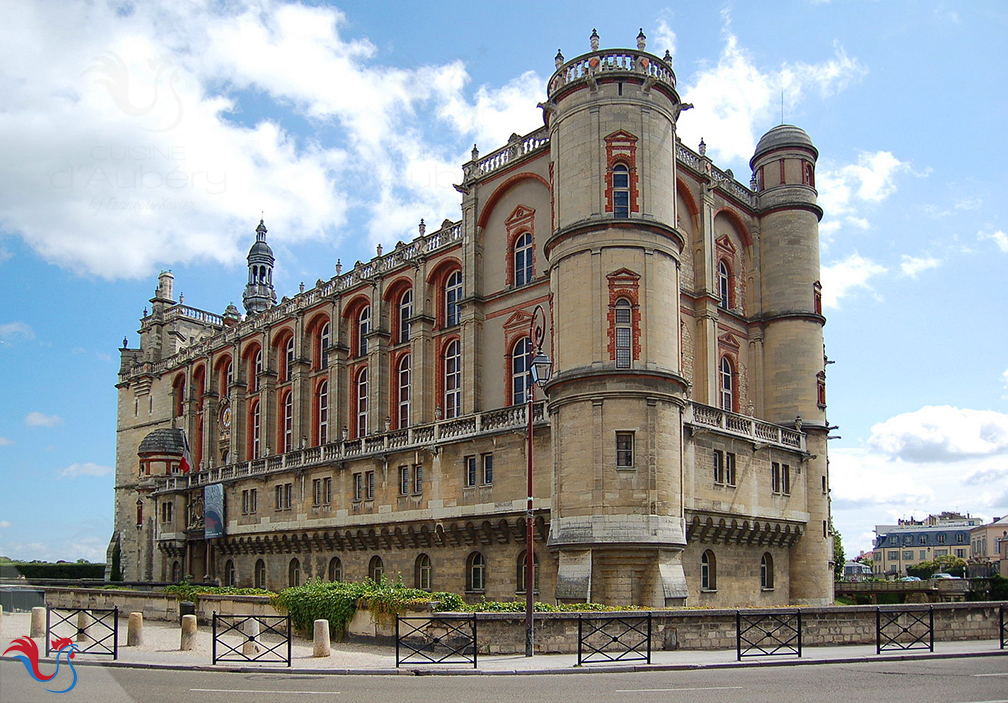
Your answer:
110;32;833;608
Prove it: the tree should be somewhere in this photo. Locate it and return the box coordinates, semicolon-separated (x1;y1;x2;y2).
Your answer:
831;520;845;579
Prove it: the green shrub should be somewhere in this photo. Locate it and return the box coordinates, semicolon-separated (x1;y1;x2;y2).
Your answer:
162;583;274;605
0;562;105;580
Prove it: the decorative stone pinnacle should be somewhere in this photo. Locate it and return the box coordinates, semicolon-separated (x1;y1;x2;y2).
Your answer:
471;144;479;160
637;29;646;51
590;29;599;51
419;218;426;236
335;259;342;275
698;138;707;156
376;243;383;257
664;49;672;62
555;49;564;68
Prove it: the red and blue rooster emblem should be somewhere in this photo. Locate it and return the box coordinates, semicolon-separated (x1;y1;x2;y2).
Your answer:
3;636;80;693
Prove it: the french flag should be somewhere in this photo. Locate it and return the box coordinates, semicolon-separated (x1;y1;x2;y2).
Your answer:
179;430;193;474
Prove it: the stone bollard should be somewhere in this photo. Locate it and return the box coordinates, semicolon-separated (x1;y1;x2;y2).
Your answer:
313;619;331;658
127;612;143;647
76;611;91;643
180;614;197;651
30;607;46;639
241;618;261;656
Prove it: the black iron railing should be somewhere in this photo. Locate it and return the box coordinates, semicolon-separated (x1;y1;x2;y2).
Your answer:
395;615;478;668
876;606;933;653
46;607;118;660
577;613;652;665
1000;605;1005;650
211;613;291;666
736;609;802;660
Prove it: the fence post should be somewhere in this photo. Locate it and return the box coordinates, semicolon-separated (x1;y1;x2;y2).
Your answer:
395;616;400;668
797;609;802;658
472;613;478;669
646;613;652;664
113;607;119;661
212;613;217;665
286;615;292;667
875;608;881;655
1001;605;1005;650
735;611;741;661
928;606;934;653
577;614;583;666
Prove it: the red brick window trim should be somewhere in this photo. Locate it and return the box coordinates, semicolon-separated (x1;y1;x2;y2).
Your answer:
718;354;737;413
505;205;535;287
604;131;639;216
606;269;641;367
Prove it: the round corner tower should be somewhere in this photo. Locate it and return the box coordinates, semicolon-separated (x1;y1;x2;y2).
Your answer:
751;124;833;605
543;31;691;607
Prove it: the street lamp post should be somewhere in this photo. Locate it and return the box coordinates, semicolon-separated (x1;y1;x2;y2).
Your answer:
525;305;552;657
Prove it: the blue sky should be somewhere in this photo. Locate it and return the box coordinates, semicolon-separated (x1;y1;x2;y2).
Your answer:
0;1;1005;564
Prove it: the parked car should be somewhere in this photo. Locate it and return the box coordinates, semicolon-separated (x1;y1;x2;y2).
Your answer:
899;576;921;581
931;572;960;579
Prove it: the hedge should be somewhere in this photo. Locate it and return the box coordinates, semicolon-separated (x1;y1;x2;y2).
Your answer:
0;562;105;580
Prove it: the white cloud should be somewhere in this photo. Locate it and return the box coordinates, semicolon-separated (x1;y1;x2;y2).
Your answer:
816;151;909;243
25;411;62;427
0;520;10;528
0;246;11;262
955;196;981;210
819;252;887;308
981;230;1008;253
0;321;35;342
0;437;13;446
652;18;678;60
899;254;941;278
57;462;113;478
868;406;1008;462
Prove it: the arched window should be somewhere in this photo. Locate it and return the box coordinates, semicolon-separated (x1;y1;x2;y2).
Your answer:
517;550;539;594
318;321;331;369
445;270;462;327
613;164;630;217
284;336;295;382
221;358;233;391
328;557;342;582
249;399;261;459
368;555;384;582
281;390;293;453
719;357;735;411
171;560;181;582
615;298;632;369
511;337;531;405
248;348;263;393
415;553;432;590
514;232;533;287
466;552;486;592
717;260;731;310
355;367;368;437
701;550;717;591
398;289;412;345
254;559;266;589
317;381;329;445
288;557;301;587
172;375;185;417
224;559;236;587
357;306;370;357
760;553;774;590
443;340;461;419
397;355;410;429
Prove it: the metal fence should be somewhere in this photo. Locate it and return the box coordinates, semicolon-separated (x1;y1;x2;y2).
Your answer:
1000;605;1005;650
46;607;118;660
876;606;934;653
395;614;478;668
736;609;802;660
211;613;291;666
577;613;652;665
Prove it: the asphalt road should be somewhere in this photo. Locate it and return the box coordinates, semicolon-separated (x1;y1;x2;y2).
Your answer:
1;656;1007;703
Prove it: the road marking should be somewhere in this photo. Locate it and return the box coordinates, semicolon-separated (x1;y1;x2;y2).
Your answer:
974;673;1008;677
191;689;340;696
616;687;745;693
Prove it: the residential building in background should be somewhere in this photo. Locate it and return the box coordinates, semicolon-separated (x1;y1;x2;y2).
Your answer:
872;512;979;576
970;516;1008;576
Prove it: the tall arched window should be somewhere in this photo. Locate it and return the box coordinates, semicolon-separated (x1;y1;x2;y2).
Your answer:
717;260;731;310
443;340;461;419
317;381;329;445
249;400;261;459
398;289;412;344
517;550;539;594
224;559;236;587
615;298;632;369
511;337;531;405
701;550;717;591
171;560;181;582
357;306;370;357
397;355;410;429
288;557;301;587
368;555;384;582
466;552;486;592
613;164;630;217
760;553;774;590
445;270;462;327
328;556;342;582
514;232;533;287
220;358;233;391
172;375;185;417
281;390;293;453
254;559;266;589
318;321;331;369
415;553;432;590
284;336;295;382
719;356;735;411
356;367;368;437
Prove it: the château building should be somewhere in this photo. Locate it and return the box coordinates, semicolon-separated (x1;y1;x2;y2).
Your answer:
109;30;834;607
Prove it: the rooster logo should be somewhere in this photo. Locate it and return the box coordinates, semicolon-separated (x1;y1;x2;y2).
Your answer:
3;636;80;693
82;51;184;132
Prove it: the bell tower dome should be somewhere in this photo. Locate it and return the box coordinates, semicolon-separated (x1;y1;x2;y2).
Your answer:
242;219;277;315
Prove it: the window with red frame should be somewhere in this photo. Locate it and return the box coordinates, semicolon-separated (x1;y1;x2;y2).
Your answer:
280;390;293;452
511;337;531;405
717;260;732;310
398;289;412;344
397;354;410;429
513;232;533;287
445;271;462;327
355;367;368;437
719;356;735;411
443;339;461;419
249;399;261;459
357;306;370;357
317;380;329;445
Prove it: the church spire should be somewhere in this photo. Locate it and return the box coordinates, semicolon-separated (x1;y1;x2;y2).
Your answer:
242;219;277;315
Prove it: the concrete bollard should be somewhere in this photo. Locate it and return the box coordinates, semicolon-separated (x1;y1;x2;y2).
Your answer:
180;614;197;651
127;612;143;647
30;607;46;639
76;611;91;643
242;617;261;656
313;619;331;658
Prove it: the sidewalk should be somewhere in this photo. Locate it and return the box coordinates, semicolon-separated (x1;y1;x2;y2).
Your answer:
2;611;1005;676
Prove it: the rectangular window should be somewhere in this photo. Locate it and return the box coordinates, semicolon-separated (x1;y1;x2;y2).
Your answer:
481;454;493;485
616;432;634;468
781;464;791;495
313;477;331;506
161;501;173;523
713;450;724;484
365;470;375;500
771;462;781;494
725;452;736;486
353;473;363;502
935;548;947;557
275;483;292;511
937;534;946;544
399;466;410;496
822;475;827;494
902;550;914;560
888;551;899;560
241;488;257;514
919;535;927;545
956;533;965;544
955;548;965;558
919;550;926;560
465;456;477;488
615;327;631;369
413;464;423;494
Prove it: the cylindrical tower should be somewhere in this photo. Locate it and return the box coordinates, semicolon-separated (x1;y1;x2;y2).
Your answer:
243;219;277;315
543;31;691;606
750;124;832;605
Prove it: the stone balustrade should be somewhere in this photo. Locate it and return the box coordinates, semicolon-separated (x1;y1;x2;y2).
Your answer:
548;49;676;97
686;402;805;452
